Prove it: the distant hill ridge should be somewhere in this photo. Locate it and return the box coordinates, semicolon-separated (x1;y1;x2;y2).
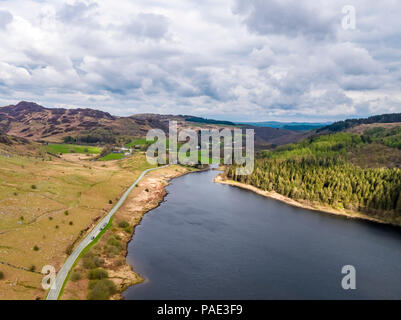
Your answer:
0;101;307;148
0;101;165;142
1;101;115;119
183;116;236;126
237;121;331;131
319;113;401;132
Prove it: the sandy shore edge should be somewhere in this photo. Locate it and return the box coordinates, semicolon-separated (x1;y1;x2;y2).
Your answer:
111;166;201;299
214;174;396;226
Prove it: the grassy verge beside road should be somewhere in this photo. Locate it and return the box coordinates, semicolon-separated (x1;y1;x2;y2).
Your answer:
54;218;114;300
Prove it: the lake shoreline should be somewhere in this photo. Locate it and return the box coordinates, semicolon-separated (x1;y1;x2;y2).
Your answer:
113;165;204;300
120;168;401;300
214;174;400;227
60;165;200;300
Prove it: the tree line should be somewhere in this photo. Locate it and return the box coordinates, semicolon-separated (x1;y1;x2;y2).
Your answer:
227;156;401;215
319;113;401;132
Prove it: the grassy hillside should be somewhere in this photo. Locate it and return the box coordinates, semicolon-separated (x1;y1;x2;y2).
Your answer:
262;126;401;167
99;153;125;161
0;139;154;299
362;126;401;149
260;132;363;160
125;138;148;148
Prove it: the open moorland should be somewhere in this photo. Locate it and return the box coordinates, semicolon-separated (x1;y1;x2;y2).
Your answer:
0;139;158;299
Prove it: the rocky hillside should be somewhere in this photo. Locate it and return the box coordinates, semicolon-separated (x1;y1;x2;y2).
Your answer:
0;101;307;148
0;101;169;142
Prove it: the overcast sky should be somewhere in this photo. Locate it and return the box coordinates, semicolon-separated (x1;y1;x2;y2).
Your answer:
0;0;400;121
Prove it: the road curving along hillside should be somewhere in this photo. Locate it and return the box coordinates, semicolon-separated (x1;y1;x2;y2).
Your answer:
46;165;168;300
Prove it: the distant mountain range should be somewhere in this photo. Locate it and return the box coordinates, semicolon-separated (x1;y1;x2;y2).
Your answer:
317;114;401;133
2;101;401;154
0;101;309;149
236;121;332;131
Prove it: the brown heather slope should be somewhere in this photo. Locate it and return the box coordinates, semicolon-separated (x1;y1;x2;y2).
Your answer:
0;101;115;142
0;101;169;143
0;101;307;148
346;122;401;134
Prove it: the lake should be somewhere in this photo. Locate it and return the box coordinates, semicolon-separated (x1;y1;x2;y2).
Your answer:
123;169;401;300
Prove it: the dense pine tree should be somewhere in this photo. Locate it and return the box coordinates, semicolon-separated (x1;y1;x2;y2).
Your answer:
226;131;401;217
227;157;401;214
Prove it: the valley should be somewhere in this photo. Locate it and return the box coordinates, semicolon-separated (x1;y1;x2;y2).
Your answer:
2;101;401;300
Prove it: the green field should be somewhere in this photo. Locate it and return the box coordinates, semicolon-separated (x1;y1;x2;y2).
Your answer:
46;144;101;154
126;138;217;164
100;153;125;161
125;138;148;148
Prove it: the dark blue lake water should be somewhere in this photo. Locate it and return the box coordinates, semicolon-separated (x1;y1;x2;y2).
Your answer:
123;169;401;300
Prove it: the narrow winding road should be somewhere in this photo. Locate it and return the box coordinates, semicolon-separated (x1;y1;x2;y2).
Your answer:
46;165;168;300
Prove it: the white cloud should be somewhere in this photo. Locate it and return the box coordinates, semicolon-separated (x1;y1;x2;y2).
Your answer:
0;0;400;121
0;10;13;29
125;13;170;39
232;0;337;41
